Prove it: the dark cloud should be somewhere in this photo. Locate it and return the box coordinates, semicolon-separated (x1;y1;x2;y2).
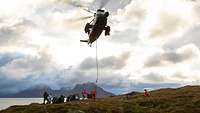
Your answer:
144;50;196;68
0;48;57;79
0;50;131;94
0;61;63;94
0;69;181;94
142;73;165;83
79;57;96;70
79;52;130;70
0;67;128;94
74;52;132;92
144;54;163;67
69;69;131;93
164;51;193;63
0;58;182;95
100;52;130;69
9;50;53;72
0;53;22;67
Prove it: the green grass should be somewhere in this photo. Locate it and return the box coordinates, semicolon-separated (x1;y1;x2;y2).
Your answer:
1;85;200;113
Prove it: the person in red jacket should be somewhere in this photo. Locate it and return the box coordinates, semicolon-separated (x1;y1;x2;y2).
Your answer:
144;89;150;97
81;89;85;99
81;89;88;99
91;89;97;100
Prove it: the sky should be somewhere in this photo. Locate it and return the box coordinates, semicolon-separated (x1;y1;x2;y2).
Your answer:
0;0;200;94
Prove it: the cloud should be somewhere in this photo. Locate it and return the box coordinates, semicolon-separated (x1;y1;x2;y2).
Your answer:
0;53;22;67
79;57;96;70
144;44;200;67
0;48;57;80
79;51;130;70
0;0;200;95
137;0;200;45
115;0;146;23
173;72;187;79
164;25;200;49
111;0;200;45
0;51;131;94
141;72;166;83
109;28;138;44
147;13;184;39
0;20;26;46
68;68;131;91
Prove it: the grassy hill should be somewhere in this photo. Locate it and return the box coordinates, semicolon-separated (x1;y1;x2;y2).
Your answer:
1;85;200;113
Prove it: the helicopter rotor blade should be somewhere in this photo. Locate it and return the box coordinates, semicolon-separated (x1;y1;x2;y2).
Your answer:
72;16;93;22
99;0;111;9
83;8;95;14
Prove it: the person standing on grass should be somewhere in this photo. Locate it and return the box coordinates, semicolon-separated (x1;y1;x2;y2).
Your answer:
81;89;85;99
144;89;150;97
83;89;88;99
43;91;49;104
91;89;97;100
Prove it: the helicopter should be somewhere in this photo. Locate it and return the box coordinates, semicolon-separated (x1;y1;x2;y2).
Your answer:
80;9;110;46
75;0;111;46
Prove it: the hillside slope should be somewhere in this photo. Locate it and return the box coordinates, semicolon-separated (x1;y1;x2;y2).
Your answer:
1;85;200;113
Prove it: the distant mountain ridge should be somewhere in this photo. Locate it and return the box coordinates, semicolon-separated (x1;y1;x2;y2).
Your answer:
0;83;114;98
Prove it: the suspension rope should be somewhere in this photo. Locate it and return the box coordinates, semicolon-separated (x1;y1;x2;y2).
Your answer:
95;40;99;83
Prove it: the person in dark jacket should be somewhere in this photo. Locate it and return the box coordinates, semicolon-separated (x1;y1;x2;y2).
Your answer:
52;95;65;104
43;91;49;104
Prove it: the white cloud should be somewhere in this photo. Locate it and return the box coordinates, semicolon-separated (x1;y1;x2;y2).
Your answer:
113;0;200;45
139;0;200;45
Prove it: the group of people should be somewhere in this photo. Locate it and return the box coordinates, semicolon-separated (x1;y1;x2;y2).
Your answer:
43;89;150;104
43;89;97;104
81;89;96;100
43;92;65;104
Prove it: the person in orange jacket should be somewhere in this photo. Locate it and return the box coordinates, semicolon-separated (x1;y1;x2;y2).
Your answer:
144;89;150;97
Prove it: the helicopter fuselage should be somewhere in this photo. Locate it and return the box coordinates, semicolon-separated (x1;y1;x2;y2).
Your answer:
88;16;107;43
81;9;110;45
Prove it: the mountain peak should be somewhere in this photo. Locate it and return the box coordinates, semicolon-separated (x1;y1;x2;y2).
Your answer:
74;82;97;89
30;84;52;90
0;83;114;98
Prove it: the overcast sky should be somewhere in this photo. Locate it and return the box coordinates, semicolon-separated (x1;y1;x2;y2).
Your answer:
0;0;200;94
